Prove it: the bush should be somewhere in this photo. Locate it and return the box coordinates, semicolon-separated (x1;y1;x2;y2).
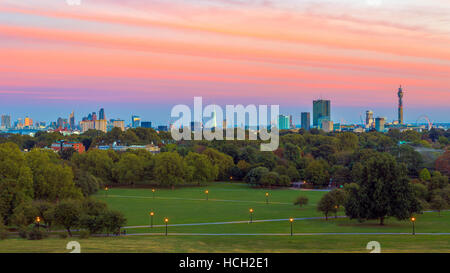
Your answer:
18;227;29;239
294;196;309;207
0;222;8;240
79;230;90;239
27;228;47;240
59;232;69;239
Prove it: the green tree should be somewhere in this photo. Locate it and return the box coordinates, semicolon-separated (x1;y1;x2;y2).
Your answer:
54;199;82;236
283;143;301;161
244;167;269;186
101;210;127;236
430;195;447;216
294;196;309;207
184;152;218;184
113;153;145;185
202;148;234;180
259;172;279;187
305;160;330;186
72;149;114;184
153;152;187;188
345;153;421;225
419;168;431;181
317;193;337;220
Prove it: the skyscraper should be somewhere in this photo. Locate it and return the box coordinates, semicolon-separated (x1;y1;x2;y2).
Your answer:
132;115;141;128
365;110;374;128
69;111;75;130
375;117;385;132
1;115;11;128
99;108;105;120
301;112;310;130
398;85;404;124
278;115;290;130
313;99;331;128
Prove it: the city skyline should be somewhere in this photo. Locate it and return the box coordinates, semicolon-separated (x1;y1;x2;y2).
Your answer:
0;0;449;124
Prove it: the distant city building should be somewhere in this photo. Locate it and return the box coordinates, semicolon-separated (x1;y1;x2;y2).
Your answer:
365;110;374;128
321;120;334;132
69;111;75;130
1;115;11;129
99;108;105;120
141;121;152;128
51;142;85;153
111;119;125;131
375;117;386;132
301;112;310;130
92;112;97;121
278;115;290;130
398;85;404;124
24;116;33;127
80;119;107;133
98;143;160;154
158;125;168;132
313;99;331;128
190;121;202;132
57;117;67;129
131;115;141;128
333;123;341;132
289;115;294;129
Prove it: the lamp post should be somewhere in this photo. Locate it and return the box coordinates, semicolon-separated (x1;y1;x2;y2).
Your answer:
104;186;109;198
289;218;294;236
249;208;254;223
149;211;154;228
205;190;209;201
152;188;155;199
411;217;416;235
265;192;269;204
36;216;41;231
164;217;169;236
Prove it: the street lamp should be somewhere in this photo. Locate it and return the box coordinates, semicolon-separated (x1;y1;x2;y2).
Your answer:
149;211;155;228
205;190;209;201
265;192;269;204
104;186;109;198
289;218;294;236
36;216;41;231
152;188;155;199
411;217;416;235
249;208;254;223
164;217;169;236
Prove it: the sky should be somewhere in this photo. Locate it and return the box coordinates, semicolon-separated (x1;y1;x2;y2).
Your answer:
0;0;449;125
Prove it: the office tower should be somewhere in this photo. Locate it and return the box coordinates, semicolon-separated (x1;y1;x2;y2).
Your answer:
365;110;374;128
321;120;334;133
158;125;168;132
398;85;404;124
131;115;141;128
92;112;97;121
278;115;290;130
375;117;385;132
57;117;65;129
141;121;152;128
99;108;105;120
24;116;33;127
289;115;294;129
313;99;331;128
87;113;92;121
80;119;107;133
69;111;75;130
111;119;125;131
1;115;11;128
301;112;310;130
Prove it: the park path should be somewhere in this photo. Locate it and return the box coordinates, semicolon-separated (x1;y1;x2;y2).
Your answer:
123;216;347;229
100;232;450;237
107;194;292;205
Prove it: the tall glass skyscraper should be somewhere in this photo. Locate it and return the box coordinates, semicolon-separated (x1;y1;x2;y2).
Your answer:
278;115;290;130
313;99;331;128
99;108;105;120
301;112;310;130
1;115;11;128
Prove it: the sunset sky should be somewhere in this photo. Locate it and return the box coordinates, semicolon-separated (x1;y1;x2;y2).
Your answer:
1;0;449;125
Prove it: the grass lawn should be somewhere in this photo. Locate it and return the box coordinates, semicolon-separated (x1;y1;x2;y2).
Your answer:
1;182;448;252
0;235;448;253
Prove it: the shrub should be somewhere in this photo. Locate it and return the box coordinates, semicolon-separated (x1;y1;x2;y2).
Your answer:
0;222;8;240
59;232;69;239
294;196;309;207
79;230;90;239
18;227;29;239
27;228;47;240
